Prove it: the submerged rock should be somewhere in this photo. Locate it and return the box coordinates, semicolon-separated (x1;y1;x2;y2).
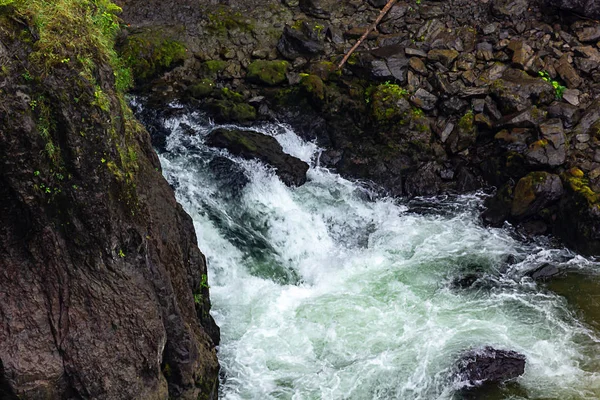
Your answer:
455;347;526;386
206;128;309;186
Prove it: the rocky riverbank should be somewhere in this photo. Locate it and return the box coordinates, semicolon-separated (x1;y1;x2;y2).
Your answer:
115;0;600;255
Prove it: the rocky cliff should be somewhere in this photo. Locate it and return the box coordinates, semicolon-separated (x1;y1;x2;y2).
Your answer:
115;0;600;255
0;1;219;399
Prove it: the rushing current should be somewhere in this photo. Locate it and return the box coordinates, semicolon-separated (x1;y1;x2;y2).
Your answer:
146;103;600;400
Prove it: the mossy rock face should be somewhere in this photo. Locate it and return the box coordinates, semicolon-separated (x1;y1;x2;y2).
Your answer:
368;83;410;123
208;100;257;122
447;110;477;154
120;31;187;83
556;168;600;255
201;60;228;79
246;60;289;86
205;88;256;122
299;74;325;102
187;78;216;99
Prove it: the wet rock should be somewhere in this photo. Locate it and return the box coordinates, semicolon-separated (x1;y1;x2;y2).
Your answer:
511;172;563;218
490;68;555;114
547;0;600;21
483;183;515;226
404;162;442;197
491;0;529;18
409;57;427;74
344;26;379;39
526;263;561;280
410;88;438;111
456;347;526;386
441;97;469;115
572;100;600;136
447;111;477;153
405;47;428;58
277;25;325;60
379;2;410;33
476;42;494;62
562;89;580;107
508;40;533;70
208;157;250;198
556;170;600;256
206;128;309;186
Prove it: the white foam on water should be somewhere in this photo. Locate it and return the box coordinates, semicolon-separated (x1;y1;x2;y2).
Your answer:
153;109;600;400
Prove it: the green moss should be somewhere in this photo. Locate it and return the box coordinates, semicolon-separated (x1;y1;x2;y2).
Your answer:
203;60;227;74
209;99;256;122
188;78;216;98
563;168;598;205
207;6;254;34
369;82;410;123
458;110;474;132
246;60;289;86
300;74;325;101
220;87;244;102
120;32;186;82
223;130;257;151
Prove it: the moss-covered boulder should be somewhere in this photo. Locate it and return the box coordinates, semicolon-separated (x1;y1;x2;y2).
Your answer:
246;60;290;85
556;168;600;255
511;171;563;218
205;128;309;186
299;74;325;102
188;78;217;99
120;30;187;83
368;82;411;123
205;88;256;122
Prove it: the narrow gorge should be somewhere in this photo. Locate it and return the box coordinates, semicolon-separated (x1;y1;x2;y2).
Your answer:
1;0;600;399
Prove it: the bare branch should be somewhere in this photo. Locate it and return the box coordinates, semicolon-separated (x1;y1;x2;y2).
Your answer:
337;0;398;70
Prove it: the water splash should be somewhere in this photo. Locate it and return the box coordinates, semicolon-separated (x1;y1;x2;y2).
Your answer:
149;105;600;400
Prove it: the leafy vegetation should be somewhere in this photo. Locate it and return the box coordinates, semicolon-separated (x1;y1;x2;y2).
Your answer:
538;70;566;100
2;0;143;210
8;0;133;93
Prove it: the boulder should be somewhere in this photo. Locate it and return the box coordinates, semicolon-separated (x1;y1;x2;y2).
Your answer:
511;172;563;218
526;263;561;280
490;68;555;114
277;25;325;60
455;347;526;386
205;128;309;186
526;119;567;167
246;60;290;86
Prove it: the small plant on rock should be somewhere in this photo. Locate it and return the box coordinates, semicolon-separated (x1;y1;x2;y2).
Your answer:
538;70;566;100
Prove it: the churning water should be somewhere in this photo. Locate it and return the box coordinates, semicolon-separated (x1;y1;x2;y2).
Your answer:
149;104;600;399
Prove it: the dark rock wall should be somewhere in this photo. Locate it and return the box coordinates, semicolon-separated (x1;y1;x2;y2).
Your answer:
114;0;600;254
0;8;219;400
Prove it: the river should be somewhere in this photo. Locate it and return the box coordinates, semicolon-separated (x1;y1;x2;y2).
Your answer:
144;103;600;399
